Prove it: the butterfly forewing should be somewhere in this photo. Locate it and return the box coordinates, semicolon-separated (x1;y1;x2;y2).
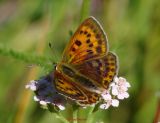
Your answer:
62;17;108;64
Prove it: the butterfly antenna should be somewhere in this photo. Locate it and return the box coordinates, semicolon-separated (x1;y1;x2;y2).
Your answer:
48;42;58;65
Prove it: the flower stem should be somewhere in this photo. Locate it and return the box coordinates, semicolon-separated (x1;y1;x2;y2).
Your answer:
86;106;95;123
72;105;79;123
55;112;70;123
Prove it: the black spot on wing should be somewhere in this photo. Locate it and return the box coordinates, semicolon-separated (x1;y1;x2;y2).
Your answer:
72;47;76;52
84;31;88;34
89;43;93;47
75;40;82;46
96;46;102;53
87;33;91;37
80;30;83;34
96;34;100;39
98;40;102;44
86;39;90;43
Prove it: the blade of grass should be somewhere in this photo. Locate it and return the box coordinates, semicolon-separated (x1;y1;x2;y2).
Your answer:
80;0;91;22
13;17;50;123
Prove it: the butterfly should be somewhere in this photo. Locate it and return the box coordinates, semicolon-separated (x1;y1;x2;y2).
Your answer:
53;16;118;106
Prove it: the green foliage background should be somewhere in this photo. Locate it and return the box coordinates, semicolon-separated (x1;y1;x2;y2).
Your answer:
0;0;159;123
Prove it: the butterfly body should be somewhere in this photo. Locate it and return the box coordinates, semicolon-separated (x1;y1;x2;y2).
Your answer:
53;17;118;106
55;62;105;94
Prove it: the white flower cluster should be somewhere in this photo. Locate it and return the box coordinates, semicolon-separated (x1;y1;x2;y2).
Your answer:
100;77;131;109
25;74;66;111
26;74;130;111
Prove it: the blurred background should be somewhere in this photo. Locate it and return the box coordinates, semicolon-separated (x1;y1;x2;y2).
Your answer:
0;0;160;123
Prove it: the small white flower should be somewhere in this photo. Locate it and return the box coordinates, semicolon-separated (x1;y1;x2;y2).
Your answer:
116;77;131;88
111;99;119;107
117;94;125;99
100;103;110;109
100;92;119;109
114;77;119;83
111;77;131;100
34;96;39;101
117;92;129;99
57;105;65;110
111;85;118;95
101;93;111;101
40;100;47;105
123;91;129;98
100;98;119;109
25;80;37;91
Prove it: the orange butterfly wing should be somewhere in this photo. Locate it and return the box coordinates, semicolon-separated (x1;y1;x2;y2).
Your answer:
54;17;118;106
54;70;100;105
73;52;118;89
62;16;108;64
77;91;100;106
54;70;87;101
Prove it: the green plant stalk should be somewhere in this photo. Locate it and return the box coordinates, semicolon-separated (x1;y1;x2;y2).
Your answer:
0;44;53;70
72;109;78;123
72;105;79;123
55;112;70;123
86;106;95;123
80;0;91;22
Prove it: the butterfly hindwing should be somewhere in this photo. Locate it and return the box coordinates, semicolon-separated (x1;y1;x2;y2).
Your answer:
62;17;108;64
54;71;87;101
102;52;118;88
54;70;100;105
73;52;118;90
77;91;100;106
